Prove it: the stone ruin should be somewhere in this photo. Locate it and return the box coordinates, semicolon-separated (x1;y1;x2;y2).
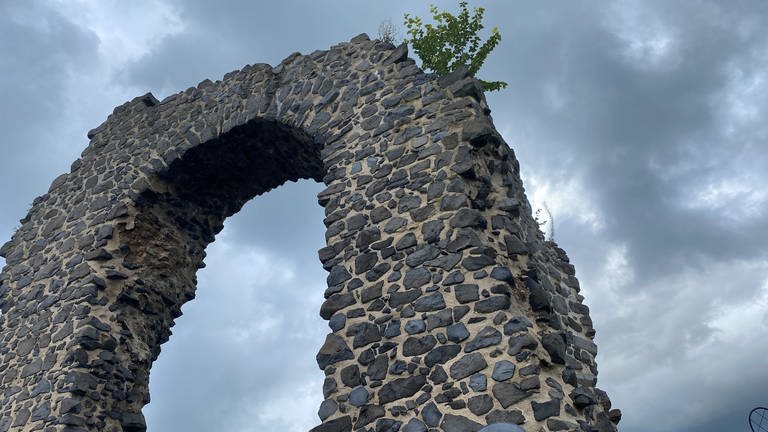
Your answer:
0;34;621;432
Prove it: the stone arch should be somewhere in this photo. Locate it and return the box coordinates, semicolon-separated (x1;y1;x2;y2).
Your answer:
0;34;620;432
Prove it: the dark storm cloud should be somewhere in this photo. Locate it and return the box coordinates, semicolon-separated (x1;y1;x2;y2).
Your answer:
486;0;768;273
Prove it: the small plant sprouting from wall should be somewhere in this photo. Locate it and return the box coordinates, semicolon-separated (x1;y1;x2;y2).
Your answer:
535;201;555;241
378;18;399;45
403;1;507;91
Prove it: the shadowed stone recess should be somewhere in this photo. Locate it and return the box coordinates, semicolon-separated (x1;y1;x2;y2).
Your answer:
0;34;619;431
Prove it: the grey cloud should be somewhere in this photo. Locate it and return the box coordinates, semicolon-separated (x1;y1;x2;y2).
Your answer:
2;1;767;432
0;2;101;234
485;0;768;274
145;222;328;431
119;0;413;98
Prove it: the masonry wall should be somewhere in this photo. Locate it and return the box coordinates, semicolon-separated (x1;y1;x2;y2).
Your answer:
0;34;620;432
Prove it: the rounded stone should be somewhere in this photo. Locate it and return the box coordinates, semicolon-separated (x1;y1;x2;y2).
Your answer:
349;386;369;407
491;360;516;382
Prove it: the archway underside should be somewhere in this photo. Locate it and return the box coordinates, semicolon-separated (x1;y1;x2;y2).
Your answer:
0;34;620;432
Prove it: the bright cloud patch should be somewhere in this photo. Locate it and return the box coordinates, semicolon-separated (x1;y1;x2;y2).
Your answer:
525;171;606;234
603;0;680;69
683;175;767;223
591;256;768;432
144;222;326;431
48;0;184;66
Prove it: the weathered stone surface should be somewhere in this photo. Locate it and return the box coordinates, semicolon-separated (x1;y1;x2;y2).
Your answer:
474;295;511;313
503;316;532;335
413;292;445;312
349;386;369;406
340;364;361;387
403;418;427;432
403;335;437;356
425;308;453;330
422;402;442;427
316;334;354;369
546;418;579;431
468;394;494;416
454;284;479;303
570;387;597;409
464;326;502;352
491;360;516;382
441;414;483;432
0;35;615;432
355;405;385;428
469;373;487;392
378;375;427;404
450;353;488;380
389;288;423;308
424;344;461;367
403;268;431;289
321;293;356;319
492;383;532;408
532;399;561;421
446;323;470;343
479;422;526;431
541;332;567;365
507;334;538;356
346;322;381;348
318;399;338;421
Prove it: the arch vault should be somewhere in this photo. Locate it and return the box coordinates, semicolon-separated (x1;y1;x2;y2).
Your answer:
0;34;620;432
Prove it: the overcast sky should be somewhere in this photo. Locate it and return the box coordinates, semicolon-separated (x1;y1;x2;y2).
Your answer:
1;1;767;431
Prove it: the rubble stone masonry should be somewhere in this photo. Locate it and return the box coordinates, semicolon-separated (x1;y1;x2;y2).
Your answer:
0;34;620;432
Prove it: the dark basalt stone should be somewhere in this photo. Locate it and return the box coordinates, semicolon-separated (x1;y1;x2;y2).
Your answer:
468;394;493;416
378;375;427;404
541;332;567;365
403;418;428;432
309;415;352;432
446;323;470;343
316;334;354;369
441;414;483;432
531;399;561;421
321;293;356;320
340;364;361;387
424;344;461;367
354;405;385;428
492;383;532;408
389;289;422;308
503;316;532;334
464;326;502;352
422;402;442;427
413;291;445;312
403;335;437;356
449;353;488;380
346;322;381;348
569;387;598;409
454;284;479;303
403;268;431;289
474;295;510;313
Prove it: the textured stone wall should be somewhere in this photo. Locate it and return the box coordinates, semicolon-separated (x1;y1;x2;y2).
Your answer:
0;34;620;432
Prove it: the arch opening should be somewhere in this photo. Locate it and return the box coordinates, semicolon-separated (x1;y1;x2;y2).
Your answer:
142;179;327;431
111;118;328;425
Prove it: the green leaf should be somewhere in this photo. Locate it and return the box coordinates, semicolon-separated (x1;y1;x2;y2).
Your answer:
403;2;506;92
